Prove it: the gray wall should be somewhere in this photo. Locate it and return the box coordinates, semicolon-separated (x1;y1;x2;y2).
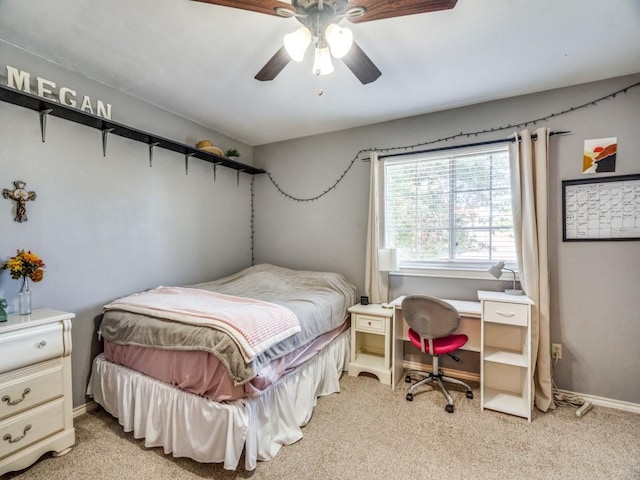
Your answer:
0;43;255;406
254;74;640;404
2;37;638;407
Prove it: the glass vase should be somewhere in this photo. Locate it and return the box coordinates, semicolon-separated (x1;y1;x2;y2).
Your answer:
19;277;32;315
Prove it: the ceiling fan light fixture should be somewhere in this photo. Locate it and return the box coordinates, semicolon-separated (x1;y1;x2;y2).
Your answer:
312;46;334;76
284;26;312;62
325;23;353;59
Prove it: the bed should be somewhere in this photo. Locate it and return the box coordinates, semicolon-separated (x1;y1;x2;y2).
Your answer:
87;264;357;470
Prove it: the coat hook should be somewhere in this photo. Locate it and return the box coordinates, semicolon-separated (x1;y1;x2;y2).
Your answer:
185;153;194;175
148;142;159;167
39;108;53;143
101;128;114;156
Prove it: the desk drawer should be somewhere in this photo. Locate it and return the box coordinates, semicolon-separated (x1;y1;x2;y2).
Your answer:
0;398;64;459
354;314;387;334
483;301;528;326
0;359;64;421
0;324;63;374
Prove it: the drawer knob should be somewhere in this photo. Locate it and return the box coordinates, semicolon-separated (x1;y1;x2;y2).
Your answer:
37;340;47;348
1;388;31;406
3;424;31;444
368;321;372;326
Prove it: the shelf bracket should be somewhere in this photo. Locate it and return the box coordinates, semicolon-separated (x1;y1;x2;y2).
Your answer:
213;162;223;181
237;169;245;187
148;142;159;167
184;153;194;175
101;128;114;157
39;108;53;143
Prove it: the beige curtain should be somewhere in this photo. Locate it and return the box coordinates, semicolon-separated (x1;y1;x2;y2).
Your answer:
509;127;554;412
364;151;387;303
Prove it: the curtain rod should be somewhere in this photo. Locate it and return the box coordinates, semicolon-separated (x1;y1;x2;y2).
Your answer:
376;131;571;160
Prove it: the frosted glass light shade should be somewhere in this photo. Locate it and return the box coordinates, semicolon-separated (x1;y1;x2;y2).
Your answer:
312;46;334;75
325;23;353;59
284;27;312;62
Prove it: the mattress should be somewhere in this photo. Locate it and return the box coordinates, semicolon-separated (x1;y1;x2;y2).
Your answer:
103;321;349;402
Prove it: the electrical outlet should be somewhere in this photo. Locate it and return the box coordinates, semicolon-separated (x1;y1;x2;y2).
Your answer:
551;343;562;360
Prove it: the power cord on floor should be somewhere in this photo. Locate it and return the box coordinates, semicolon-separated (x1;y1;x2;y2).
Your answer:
551;357;593;417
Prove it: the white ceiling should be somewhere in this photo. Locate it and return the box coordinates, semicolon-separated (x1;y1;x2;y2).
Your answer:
0;0;638;146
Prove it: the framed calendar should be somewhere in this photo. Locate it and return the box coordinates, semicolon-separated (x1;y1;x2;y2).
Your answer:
562;174;640;241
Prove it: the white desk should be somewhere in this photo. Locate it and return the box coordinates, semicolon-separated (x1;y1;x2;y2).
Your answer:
391;296;481;388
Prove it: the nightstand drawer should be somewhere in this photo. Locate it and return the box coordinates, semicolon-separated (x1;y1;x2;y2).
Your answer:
483;301;528;326
0;397;65;459
355;314;387;334
0;324;63;374
0;359;64;421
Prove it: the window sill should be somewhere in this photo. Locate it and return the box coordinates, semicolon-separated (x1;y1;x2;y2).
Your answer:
391;266;519;281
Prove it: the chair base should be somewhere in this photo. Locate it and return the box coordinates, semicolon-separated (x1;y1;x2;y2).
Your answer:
405;369;474;413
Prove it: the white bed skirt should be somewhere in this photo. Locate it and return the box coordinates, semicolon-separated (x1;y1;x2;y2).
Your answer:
87;329;349;471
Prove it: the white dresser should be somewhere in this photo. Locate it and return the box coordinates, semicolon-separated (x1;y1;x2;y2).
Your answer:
0;309;75;476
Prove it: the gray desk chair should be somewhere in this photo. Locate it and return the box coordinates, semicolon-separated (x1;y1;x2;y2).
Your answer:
402;295;474;413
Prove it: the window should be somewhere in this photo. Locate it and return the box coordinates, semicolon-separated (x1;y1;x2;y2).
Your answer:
382;144;517;271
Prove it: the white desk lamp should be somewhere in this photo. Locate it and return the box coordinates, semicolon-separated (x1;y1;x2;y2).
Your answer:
378;248;399;308
488;260;523;295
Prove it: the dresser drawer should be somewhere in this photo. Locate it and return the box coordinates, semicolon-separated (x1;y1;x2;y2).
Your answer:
0;324;63;374
354;314;387;334
0;397;65;460
0;359;64;421
483;301;528;326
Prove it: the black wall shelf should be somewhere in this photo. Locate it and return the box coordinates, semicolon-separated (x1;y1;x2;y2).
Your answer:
0;84;265;176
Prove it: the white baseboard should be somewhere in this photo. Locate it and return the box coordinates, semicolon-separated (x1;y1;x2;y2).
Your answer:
73;400;98;418
403;360;480;383
71;391;637;421
559;389;640;414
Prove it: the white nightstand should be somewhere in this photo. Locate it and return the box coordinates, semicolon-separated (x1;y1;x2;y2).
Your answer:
348;303;394;385
0;309;76;475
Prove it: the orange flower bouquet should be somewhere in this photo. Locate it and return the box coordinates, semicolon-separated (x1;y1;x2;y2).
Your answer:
3;249;46;282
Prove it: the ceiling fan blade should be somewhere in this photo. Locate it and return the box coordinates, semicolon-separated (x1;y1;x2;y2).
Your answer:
342;41;381;85
255;46;291;81
191;0;294;17
346;0;457;23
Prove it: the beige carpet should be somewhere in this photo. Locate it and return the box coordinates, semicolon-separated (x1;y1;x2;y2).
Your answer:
5;375;640;480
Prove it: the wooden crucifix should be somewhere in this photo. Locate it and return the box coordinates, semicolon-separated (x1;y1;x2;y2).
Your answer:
3;180;37;223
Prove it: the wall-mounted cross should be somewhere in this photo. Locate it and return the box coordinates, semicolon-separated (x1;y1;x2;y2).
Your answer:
3;180;37;223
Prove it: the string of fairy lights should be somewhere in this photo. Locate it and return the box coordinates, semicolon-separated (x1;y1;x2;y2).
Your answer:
250;80;640;263
265;80;640;203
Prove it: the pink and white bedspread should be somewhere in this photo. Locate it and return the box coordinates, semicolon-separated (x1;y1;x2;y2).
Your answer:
104;286;300;362
99;263;358;388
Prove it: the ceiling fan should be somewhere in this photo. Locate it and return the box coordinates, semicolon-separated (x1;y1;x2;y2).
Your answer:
193;0;458;84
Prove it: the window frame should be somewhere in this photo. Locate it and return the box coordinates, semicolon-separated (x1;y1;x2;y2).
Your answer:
380;143;518;279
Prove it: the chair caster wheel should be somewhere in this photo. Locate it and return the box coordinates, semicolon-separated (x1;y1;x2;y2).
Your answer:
405;375;412;383
406;393;413;401
466;391;474;399
445;404;454;413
